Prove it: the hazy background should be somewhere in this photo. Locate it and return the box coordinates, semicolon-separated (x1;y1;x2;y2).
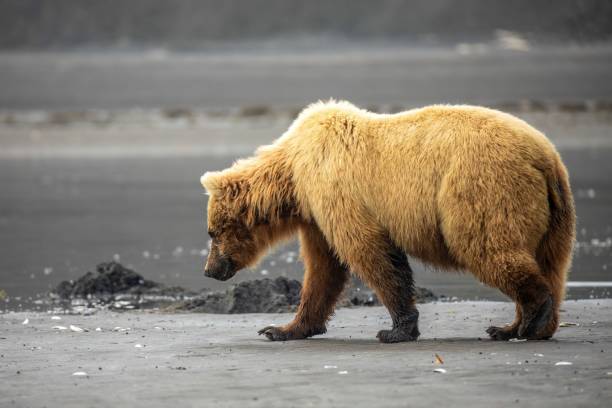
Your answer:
0;0;611;309
1;0;612;49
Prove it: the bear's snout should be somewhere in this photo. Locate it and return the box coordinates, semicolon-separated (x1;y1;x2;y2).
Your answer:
204;254;237;281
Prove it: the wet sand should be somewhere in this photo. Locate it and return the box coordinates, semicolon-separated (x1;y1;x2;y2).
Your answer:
1;300;611;407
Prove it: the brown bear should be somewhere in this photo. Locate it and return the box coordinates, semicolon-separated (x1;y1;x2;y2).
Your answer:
200;100;575;343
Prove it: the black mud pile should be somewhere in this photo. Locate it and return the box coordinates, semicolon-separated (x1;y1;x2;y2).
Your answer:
55;262;160;298
170;277;302;314
51;261;437;313
51;261;305;313
51;262;196;311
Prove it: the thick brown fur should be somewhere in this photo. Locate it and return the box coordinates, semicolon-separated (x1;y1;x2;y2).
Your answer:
201;100;576;343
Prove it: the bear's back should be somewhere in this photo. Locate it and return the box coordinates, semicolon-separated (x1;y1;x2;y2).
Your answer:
284;102;560;266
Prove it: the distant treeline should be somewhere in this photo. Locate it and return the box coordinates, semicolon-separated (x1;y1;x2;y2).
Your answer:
1;0;611;50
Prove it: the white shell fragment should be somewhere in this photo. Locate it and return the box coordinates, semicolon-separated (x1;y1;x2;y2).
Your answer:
338;371;348;375
433;368;447;373
52;326;68;330
51;316;62;320
69;325;85;332
555;361;573;366
22;318;29;325
324;365;338;369
72;371;88;376
134;344;144;348
95;327;102;332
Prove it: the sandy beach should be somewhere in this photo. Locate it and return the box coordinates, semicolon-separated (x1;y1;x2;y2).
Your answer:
2;300;611;407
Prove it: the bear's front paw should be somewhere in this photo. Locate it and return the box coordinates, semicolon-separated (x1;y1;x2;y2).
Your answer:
376;325;420;343
258;325;295;341
257;324;326;341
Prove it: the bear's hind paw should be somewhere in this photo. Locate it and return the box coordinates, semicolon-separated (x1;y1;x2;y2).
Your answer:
486;325;518;341
518;295;553;339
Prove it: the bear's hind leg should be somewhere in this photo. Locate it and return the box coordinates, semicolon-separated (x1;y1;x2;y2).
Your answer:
476;252;553;340
259;223;349;341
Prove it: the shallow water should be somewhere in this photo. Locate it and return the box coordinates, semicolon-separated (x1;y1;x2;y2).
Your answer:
0;146;610;310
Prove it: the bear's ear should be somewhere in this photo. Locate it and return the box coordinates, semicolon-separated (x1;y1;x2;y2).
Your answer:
200;171;223;195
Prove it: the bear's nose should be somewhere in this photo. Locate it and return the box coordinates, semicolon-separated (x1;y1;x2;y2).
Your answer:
204;255;236;281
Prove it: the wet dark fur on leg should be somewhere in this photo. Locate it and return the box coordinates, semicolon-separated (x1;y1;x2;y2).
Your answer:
487;274;554;341
375;245;420;343
518;294;554;339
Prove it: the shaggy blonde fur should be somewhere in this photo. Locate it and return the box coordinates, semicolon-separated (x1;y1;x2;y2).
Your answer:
201;100;576;342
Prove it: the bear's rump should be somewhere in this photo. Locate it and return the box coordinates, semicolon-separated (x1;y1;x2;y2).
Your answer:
372;154;551;271
435;158;550;270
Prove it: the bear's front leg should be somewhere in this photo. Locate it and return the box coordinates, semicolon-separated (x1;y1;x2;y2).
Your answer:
339;232;420;343
373;245;420;343
258;223;349;341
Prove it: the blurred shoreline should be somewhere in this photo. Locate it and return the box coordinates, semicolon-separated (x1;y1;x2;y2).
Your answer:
2;45;612;110
1;107;612;159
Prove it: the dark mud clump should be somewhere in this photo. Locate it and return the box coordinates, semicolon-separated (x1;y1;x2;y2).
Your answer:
54;262;159;298
50;261;304;313
170;277;302;313
51;262;197;311
50;261;437;313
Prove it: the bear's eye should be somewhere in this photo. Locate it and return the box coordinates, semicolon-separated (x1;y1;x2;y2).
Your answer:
208;231;216;239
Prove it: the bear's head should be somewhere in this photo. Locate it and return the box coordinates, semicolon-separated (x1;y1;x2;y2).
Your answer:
200;153;300;281
200;171;260;281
